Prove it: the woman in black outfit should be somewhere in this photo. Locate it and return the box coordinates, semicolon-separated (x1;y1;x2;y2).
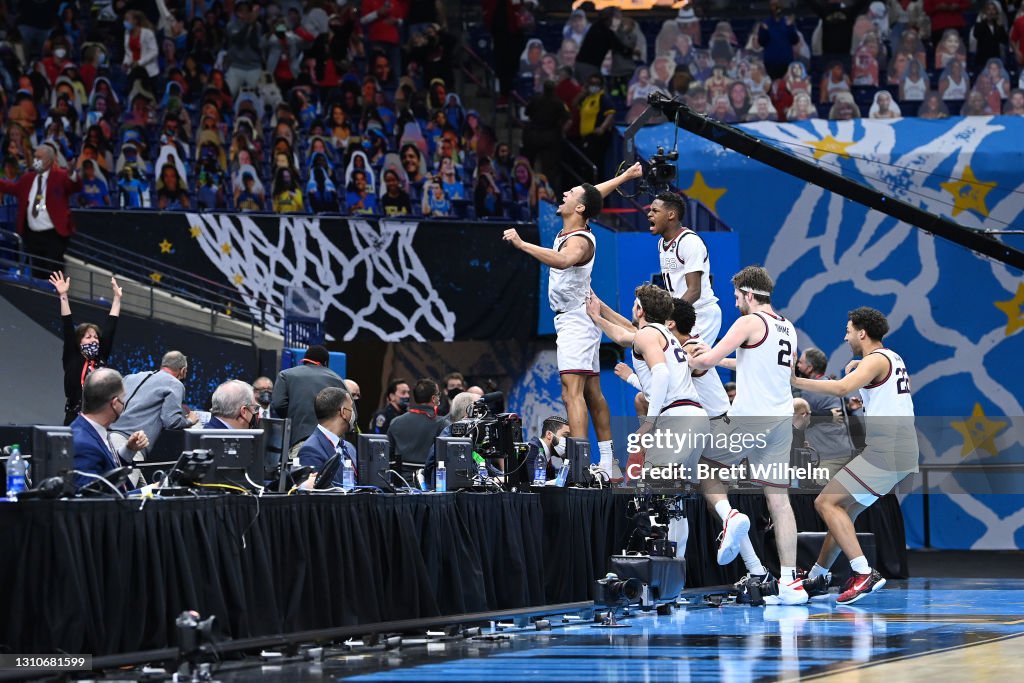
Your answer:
49;271;122;425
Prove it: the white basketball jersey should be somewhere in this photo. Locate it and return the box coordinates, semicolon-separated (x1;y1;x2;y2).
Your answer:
632;323;701;410
658;229;718;309
548;228;596;312
859;349;915;417
682;336;731;417
730;311;796;417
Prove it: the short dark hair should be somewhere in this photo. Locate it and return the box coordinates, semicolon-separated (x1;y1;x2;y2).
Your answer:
802;348;828;374
669;298;697;335
579;183;603;219
412;378;439;404
314;386;351;421
731;265;774;304
848;307;889;341
82;368;123;414
655;192;686;221
304;344;330;365
386;377;408;397
75;322;101;344
444;372;465;385
541;415;569;437
635;283;674;324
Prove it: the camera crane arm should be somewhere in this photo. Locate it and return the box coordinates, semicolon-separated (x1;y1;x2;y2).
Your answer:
634;93;1024;272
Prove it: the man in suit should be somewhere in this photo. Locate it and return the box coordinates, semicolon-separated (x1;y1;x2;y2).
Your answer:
526;415;571;482
71;368;148;488
112;351;200;451
271;345;345;456
205;380;258;429
297;386;357;487
0;144;82;278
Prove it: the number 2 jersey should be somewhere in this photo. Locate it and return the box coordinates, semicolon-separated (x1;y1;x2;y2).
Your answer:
859;349;915;417
730;311;796;417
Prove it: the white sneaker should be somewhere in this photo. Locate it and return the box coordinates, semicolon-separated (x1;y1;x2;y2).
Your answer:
764;574;809;605
716;510;750;565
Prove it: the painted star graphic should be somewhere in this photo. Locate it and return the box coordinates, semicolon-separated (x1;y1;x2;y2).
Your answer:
994;283;1024;336
220;242;232;254
233;273;244;285
149;272;163;284
811;135;855;160
939;166;997;218
190;225;202;239
158;239;173;254
680;171;727;214
950;403;1008;458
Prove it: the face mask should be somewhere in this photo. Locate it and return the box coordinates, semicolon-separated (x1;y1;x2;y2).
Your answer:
447;388;462;400
247;408;260;429
258;390;272;406
31;159;45;172
81;341;100;359
399;396;410;410
124;21;133;31
553;438;566;457
588;85;600;95
54;48;67;59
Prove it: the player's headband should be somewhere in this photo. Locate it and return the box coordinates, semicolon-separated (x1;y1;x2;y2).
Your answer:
739;286;771;297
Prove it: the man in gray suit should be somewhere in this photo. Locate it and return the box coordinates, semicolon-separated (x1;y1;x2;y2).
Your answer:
112;351;200;453
271;345;345;456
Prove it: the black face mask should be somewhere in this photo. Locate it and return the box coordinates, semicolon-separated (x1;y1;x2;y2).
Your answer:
257;390;272;406
398;396;410;410
247;408;260;429
447;388;461;400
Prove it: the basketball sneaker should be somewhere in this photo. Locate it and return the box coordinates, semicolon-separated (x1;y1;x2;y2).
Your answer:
764;570;809;605
801;572;832;599
836;569;886;605
716;510;750;565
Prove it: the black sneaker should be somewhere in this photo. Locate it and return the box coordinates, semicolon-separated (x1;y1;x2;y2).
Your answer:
734;572;775;604
837;569;886;605
802;573;832;599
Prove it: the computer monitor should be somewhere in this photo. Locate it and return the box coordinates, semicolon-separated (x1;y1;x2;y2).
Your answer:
565;437;594;486
183;428;266;488
30;426;74;486
435;436;476;490
259;417;292;492
357;434;391;491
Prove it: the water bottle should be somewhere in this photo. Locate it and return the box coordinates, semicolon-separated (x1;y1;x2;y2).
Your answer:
342;458;355;492
472;452;488;483
533;454;547;486
6;445;27;499
555;460;571;488
435;461;447;493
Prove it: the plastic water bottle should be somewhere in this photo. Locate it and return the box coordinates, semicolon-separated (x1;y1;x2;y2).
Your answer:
472;452;488;483
6;445;27;499
555;460;571;488
533;454;547;486
342;458;355;492
435;461;447;493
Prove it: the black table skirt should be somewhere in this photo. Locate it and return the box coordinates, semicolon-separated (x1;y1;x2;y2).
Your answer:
0;490;906;655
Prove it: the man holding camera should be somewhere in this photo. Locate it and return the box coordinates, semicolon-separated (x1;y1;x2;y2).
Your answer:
503;162;643;480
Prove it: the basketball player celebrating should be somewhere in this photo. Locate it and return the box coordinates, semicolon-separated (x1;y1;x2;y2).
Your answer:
648;192;722;343
688;266;807;605
503;163;643;479
791;307;918;605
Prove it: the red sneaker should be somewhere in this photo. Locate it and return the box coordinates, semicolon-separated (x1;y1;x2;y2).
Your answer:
837;569;886;605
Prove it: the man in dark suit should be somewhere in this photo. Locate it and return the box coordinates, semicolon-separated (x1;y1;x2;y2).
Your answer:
0;144;82;278
271;345;345;456
526;415;571;482
71;368;148;488
297;386;357;487
204;380;258;429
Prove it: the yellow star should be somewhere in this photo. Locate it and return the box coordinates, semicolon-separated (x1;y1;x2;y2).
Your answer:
994;283;1024;336
158;239;173;254
233;273;244;285
939;165;997;218
190;225;202;239
950;403;1008;458
810;134;855;160
220;242;232;254
680;171;727;214
149;272;163;284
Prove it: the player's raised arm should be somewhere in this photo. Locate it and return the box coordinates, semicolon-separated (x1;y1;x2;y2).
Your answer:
586;294;636;347
503;228;592;270
595;162;643;198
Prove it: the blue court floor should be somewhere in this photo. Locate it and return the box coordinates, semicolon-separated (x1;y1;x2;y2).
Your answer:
216;578;1024;682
